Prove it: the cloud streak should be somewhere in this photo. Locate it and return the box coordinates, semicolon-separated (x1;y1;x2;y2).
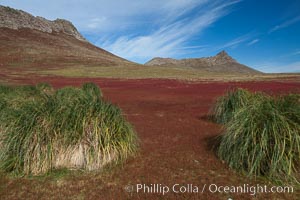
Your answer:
99;0;240;63
247;39;259;46
269;15;300;33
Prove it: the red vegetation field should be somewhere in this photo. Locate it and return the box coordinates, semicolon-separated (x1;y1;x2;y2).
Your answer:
1;77;299;200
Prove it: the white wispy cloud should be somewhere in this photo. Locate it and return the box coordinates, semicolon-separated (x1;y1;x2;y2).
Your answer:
247;39;259;46
269;15;300;33
86;17;107;29
99;0;241;63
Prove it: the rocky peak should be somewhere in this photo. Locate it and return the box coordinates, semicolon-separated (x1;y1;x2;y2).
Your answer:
0;5;86;42
216;50;229;57
145;51;237;66
144;50;259;74
214;50;236;62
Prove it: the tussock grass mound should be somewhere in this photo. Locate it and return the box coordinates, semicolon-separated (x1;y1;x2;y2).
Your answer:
276;94;300;125
210;88;252;123
212;88;300;184
0;84;46;120
0;83;137;176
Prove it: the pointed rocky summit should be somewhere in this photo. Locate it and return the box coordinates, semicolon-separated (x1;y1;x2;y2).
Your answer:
145;51;261;74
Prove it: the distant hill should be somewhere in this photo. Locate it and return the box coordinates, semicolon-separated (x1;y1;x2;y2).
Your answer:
0;5;136;70
145;51;262;74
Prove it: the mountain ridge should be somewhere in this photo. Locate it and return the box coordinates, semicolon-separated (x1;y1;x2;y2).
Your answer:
145;51;261;74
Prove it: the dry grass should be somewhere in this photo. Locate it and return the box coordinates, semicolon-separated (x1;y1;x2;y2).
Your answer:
38;65;300;81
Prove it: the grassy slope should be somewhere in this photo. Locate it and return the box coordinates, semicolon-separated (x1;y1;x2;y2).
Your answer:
40;65;300;81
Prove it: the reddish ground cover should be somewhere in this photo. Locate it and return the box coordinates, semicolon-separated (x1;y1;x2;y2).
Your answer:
1;77;299;200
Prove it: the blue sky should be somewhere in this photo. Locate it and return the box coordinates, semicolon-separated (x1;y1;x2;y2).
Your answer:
1;0;300;73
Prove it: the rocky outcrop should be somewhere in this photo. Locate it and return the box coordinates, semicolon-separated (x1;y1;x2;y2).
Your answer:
145;51;236;66
145;51;261;74
0;5;86;41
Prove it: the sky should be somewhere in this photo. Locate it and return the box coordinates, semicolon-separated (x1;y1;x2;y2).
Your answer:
1;0;300;73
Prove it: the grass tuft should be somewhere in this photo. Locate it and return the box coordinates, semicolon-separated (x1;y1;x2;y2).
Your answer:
210;88;252;123
0;83;138;176
82;82;102;99
212;88;300;184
